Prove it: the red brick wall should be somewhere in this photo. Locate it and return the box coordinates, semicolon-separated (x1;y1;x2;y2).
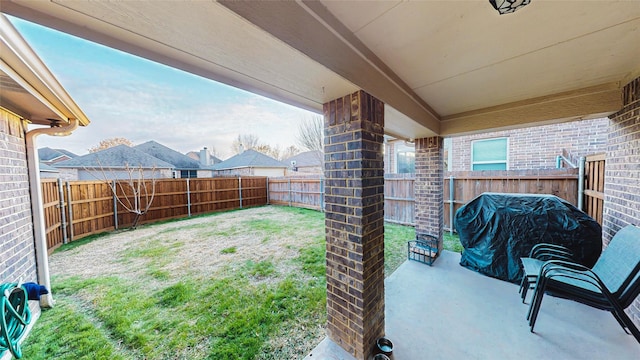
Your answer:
0;109;37;284
323;91;385;359
603;78;640;325
450;118;608;171
414;137;444;251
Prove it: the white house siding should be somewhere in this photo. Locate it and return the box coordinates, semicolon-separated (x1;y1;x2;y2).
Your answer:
252;168;286;177
57;168;79;181
0;109;38;285
196;169;214;178
212;167;285;177
287;165;323;175
39;171;60;179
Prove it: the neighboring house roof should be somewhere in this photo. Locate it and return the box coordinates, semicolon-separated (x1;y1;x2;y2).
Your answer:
186;150;222;165
284;150;323;167
134;140;200;170
186;151;199;161
38;147;78;162
211;155;222;164
54;145;174;169
39;162;59;173
210;149;287;170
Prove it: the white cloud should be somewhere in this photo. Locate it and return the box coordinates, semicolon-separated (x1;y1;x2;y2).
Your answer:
15;16;318;158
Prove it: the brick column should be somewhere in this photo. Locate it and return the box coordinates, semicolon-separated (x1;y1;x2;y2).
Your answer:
414;137;444;252
604;76;640;325
324;90;385;359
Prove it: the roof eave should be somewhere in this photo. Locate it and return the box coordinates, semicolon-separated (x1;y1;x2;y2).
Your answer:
0;14;90;126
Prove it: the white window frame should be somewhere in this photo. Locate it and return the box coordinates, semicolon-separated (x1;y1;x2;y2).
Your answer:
471;137;509;170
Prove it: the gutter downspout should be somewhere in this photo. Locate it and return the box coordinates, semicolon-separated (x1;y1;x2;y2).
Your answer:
25;119;79;308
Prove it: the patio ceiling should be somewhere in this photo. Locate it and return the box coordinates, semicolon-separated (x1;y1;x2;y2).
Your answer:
2;1;639;139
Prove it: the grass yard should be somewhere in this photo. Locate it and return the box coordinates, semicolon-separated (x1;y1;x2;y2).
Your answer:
21;206;460;360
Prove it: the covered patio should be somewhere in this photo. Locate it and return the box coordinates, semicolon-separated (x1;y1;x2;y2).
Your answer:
308;251;640;359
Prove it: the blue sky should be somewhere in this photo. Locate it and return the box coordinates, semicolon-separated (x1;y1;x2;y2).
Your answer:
9;16;317;159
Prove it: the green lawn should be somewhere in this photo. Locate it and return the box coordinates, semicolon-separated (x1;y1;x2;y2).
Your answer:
21;206;460;359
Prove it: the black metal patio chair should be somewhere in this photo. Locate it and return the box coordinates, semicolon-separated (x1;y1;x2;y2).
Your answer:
526;225;640;343
519;243;574;303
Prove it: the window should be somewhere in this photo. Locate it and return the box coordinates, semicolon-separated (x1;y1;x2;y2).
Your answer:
471;138;508;170
397;150;415;173
180;170;197;178
444;138;452;171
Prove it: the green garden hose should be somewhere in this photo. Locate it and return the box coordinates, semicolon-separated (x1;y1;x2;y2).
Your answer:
0;283;31;359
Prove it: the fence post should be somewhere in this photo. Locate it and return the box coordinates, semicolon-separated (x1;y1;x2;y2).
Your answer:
578;156;586;211
288;178;292;207
449;176;454;235
112;180;118;230
65;181;74;241
320;177;325;212
239;176;243;209
266;177;270;205
186;178;192;217
57;178;68;244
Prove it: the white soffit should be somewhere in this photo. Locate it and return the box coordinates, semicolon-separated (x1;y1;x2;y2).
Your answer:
323;0;640;116
1;0;358;113
384;105;436;140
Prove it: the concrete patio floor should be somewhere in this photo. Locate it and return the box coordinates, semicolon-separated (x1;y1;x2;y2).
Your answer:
306;250;639;360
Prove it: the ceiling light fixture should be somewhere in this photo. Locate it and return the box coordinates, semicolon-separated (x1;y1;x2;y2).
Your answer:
490;0;531;14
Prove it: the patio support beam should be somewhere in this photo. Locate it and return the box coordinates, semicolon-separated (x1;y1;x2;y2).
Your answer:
323;90;385;359
219;0;440;133
415;137;444;252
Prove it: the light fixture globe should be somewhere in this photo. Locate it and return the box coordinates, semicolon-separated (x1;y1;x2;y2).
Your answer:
490;0;531;14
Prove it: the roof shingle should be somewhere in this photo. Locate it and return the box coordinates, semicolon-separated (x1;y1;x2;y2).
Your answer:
134;141;200;169
283;150;323;167
210;149;287;170
38;147;78;161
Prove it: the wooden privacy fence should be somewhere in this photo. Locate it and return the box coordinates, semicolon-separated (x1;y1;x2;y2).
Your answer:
41;177;267;252
443;169;579;232
43;160;605;252
268;177;324;210
268;169;585;231
583;153;606;225
384;174;415;226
